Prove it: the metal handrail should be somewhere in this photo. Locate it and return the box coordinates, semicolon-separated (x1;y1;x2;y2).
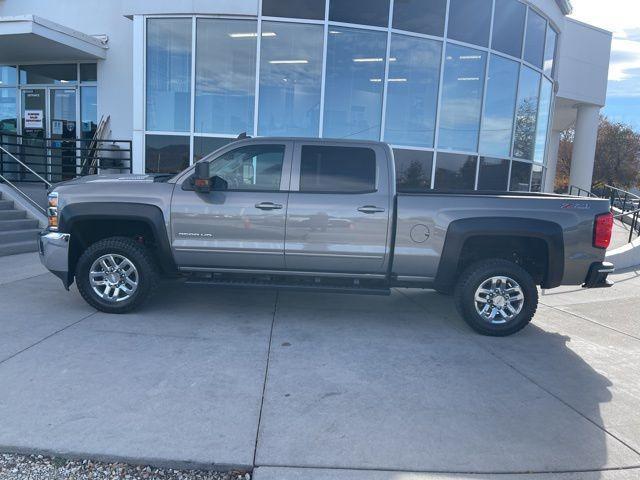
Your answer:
0;144;52;188
0;171;46;214
612;207;640;244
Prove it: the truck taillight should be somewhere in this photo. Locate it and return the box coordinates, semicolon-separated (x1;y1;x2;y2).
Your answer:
593;212;613;249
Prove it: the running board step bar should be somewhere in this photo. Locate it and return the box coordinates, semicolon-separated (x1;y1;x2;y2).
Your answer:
184;274;391;296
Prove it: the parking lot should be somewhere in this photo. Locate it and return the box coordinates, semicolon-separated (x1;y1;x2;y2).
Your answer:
1;252;639;479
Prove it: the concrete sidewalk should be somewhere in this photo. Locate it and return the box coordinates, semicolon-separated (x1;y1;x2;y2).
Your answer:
0;252;639;478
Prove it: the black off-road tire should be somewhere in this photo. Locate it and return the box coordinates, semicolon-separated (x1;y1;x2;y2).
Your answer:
76;236;159;314
454;258;538;336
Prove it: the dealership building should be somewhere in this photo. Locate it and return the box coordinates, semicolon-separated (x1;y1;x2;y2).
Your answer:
0;0;611;193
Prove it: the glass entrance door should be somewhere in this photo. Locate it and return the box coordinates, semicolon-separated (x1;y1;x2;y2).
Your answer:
21;88;47;180
50;88;77;180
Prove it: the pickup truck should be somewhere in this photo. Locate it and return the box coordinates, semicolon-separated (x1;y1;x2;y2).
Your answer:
39;137;615;336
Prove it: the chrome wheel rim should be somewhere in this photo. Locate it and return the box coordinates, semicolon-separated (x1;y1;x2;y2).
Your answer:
89;254;139;303
474;276;524;324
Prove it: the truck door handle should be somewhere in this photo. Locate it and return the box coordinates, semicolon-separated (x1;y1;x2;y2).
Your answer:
255;202;283;210
357;205;385;214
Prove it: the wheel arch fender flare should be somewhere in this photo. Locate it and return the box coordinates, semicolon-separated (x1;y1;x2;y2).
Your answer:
434;217;564;290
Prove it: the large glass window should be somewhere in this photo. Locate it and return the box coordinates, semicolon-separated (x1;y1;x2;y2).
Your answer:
80;64;97;82
20;64;77;85
509;160;532;191
478;157;509;190
534;79;553;163
394;149;433;192
524;9;546;68
300;145;376;192
392;0;447;37
146;19;191;132
193;136;233;162
434;153;477;190
80;87;97;139
531;165;543;192
513;66;540;160
208;144;285;191
258;22;323;137
544;27;557;76
438;44;486;152
329;0;390;28
0;88;17;133
384;35;441;147
492;0;526;58
263;0;326;20
0;66;17;85
479;55;519;157
447;0;492;47
323;27;387;140
195;19;257;135
145;135;190;174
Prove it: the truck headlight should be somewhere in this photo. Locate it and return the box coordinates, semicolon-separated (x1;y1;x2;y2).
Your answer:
47;192;59;231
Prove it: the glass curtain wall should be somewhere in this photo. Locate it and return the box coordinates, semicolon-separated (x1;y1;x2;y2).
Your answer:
143;0;558;190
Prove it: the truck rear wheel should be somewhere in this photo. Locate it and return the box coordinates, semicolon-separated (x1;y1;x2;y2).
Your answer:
76;236;159;314
454;259;538;336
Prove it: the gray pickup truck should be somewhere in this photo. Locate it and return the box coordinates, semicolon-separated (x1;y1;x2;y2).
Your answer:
39;137;615;336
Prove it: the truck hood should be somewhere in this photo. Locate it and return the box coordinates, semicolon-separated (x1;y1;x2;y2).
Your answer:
53;173;172;188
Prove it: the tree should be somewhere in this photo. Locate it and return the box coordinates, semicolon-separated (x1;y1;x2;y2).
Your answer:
553;117;640;192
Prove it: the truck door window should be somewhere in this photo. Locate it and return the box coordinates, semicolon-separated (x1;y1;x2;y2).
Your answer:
209;144;285;191
299;145;376;193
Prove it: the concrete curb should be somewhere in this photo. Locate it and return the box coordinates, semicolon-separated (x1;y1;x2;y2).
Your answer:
606;237;640;270
0;184;47;229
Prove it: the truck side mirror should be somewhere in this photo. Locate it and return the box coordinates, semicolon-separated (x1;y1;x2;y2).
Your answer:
193;162;211;193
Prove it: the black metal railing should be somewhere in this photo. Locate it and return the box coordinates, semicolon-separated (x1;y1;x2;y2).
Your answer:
570;183;640;243
0;132;132;184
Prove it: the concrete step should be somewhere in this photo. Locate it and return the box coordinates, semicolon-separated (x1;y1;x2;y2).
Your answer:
0;240;38;257
0;218;39;231
0;200;14;210
0;229;40;244
0;210;27;221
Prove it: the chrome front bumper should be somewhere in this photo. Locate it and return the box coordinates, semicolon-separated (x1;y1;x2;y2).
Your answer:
38;231;71;289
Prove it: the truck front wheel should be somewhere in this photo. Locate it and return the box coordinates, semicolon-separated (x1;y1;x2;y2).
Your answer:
76;236;159;313
454;259;538;336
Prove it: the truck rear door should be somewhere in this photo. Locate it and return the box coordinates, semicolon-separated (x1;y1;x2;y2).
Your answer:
284;141;392;274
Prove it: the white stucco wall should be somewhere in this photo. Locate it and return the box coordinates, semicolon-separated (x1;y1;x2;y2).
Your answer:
0;0;133;140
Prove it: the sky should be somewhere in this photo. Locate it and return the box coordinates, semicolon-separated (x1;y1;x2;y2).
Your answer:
569;0;640;131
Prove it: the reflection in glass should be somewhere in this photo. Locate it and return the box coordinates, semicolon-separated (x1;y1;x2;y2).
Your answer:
329;0;390;27
80;86;97;139
209;145;284;191
509;160;532;191
80;64;97;82
534;80;552;163
300;145;376;192
531;165;543;192
262;0;326;20
393;0;447;37
0;66;17;85
258;22;323;137
19;64;77;85
0;88;17;133
513;66;540;160
146;19;191;132
480;55;519;157
447;0;492;47
544;27;557;76
323;27;387;140
478;157;509;190
492;0;526;58
434;153;477;190
193;136;233;161
394;149;433;192
145;135;190;174
384;35;441;147
195;19;256;135
438;44;486;152
524;9;546;68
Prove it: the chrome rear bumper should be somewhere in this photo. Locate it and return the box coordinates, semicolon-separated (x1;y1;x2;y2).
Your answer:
39;231;71;289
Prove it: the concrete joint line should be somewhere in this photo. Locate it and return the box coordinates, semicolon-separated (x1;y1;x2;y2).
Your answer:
253;291;279;467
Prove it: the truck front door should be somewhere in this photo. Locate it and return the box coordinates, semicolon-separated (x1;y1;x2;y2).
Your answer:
284;142;392;274
170;141;292;270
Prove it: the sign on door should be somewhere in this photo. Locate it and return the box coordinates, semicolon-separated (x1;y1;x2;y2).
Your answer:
24;110;43;129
